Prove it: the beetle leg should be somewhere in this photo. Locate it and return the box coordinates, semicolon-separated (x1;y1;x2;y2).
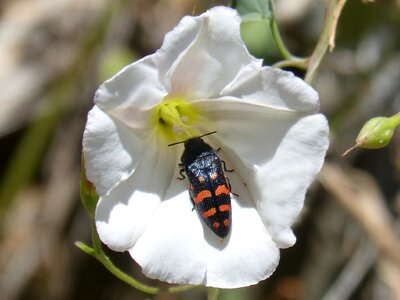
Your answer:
189;194;196;210
221;160;234;172
224;176;239;197
177;163;186;180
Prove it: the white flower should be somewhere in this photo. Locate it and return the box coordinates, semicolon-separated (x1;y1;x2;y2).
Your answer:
82;6;329;289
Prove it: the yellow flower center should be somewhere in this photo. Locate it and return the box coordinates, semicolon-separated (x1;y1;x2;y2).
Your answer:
153;97;204;143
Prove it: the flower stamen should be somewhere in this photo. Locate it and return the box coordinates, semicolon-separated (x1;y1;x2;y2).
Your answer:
154;97;203;143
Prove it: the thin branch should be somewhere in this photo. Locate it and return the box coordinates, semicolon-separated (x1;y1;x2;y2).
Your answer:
305;0;349;84
329;0;348;52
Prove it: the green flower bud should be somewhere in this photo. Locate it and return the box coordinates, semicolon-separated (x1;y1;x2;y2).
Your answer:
343;113;400;156
240;19;279;62
355;116;397;149
80;154;99;219
235;0;280;62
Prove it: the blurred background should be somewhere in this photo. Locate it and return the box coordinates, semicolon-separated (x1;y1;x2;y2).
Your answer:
1;0;400;299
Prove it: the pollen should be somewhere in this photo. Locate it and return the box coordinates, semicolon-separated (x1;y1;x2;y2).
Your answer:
153;97;205;143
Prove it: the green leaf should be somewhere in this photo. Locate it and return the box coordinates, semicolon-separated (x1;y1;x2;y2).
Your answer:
234;0;272;21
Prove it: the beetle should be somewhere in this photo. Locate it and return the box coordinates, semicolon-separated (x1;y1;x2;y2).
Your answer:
169;132;234;238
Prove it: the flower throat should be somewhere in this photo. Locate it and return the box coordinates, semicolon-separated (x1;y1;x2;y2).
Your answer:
154;97;203;143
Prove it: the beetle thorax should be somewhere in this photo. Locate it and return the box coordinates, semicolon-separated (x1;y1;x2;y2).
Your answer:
181;137;213;165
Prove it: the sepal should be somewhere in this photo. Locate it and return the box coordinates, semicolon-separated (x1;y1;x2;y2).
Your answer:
80;154;99;219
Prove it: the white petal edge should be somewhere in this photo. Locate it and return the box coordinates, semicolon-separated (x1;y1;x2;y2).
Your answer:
254;114;329;247
221;65;320;113
83;106;143;196
154;6;261;98
130;191;207;285
94;56;167;129
95;134;178;251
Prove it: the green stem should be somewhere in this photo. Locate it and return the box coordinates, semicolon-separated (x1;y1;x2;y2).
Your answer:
76;221;196;295
91;220;103;255
389;112;400;128
272;57;309;70
269;18;297;60
304;0;348;84
267;0;311;70
268;0;301;61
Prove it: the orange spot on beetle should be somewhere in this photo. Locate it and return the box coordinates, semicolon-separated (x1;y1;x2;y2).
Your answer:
194;190;212;204
218;204;231;212
202;208;217;218
213;222;220;229
223;219;230;227
197;176;205;183
215;185;230;196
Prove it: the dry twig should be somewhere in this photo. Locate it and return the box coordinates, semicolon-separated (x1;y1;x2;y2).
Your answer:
329;0;347;52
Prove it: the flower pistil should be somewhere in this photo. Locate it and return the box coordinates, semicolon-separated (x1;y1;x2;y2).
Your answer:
154;97;204;143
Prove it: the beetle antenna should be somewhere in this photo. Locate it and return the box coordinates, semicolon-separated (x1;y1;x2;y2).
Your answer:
199;131;217;139
168;131;217;147
167;140;185;147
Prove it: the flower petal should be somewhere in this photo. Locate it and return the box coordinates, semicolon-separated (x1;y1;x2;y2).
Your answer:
155;6;261;99
130;167;280;288
195;98;329;247
83;106;143;196
130;191;207;285
194;98;304;168
203;193;280;288
221;65;320;112
95;56;167;129
254;114;329;247
95;134;178;251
